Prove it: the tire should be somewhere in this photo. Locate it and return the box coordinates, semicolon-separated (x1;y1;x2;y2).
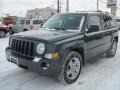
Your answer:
58;51;82;84
0;31;5;38
106;39;117;57
18;65;27;70
23;29;28;31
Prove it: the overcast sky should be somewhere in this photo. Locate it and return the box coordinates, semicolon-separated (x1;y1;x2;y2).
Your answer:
0;0;120;17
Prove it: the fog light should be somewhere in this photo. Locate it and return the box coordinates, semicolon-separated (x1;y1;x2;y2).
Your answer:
45;52;59;59
41;62;50;70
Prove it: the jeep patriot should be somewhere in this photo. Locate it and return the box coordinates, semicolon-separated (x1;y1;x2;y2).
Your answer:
6;11;119;84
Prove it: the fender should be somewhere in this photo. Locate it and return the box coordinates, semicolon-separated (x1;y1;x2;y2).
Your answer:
54;36;85;65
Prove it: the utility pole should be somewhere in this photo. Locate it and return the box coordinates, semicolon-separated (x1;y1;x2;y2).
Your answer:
66;0;69;12
57;0;60;13
0;0;2;17
97;0;99;11
59;1;62;13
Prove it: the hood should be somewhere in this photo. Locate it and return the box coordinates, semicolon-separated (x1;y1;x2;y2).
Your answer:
12;29;80;43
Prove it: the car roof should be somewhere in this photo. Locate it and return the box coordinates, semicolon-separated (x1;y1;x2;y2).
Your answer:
56;11;110;16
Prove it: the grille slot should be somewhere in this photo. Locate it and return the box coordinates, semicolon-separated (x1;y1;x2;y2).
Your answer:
11;38;35;57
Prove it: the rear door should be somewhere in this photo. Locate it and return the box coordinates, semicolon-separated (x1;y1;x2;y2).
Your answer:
24;20;31;30
101;15;115;51
85;15;105;60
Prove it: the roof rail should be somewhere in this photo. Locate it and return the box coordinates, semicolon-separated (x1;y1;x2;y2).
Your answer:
96;10;103;12
78;10;103;13
79;10;97;12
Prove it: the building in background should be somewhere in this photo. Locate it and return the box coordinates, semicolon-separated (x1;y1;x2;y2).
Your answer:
107;0;117;16
26;7;57;20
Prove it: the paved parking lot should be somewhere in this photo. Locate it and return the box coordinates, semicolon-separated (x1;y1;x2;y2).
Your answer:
0;35;120;90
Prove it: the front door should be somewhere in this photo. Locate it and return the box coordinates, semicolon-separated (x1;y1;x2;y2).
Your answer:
85;15;105;60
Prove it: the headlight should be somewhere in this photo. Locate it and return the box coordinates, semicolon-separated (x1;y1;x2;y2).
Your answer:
36;43;45;54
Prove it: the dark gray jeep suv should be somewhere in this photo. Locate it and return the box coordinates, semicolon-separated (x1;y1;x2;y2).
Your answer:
6;11;119;84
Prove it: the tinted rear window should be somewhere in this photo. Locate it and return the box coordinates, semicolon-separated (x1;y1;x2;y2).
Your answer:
33;20;43;24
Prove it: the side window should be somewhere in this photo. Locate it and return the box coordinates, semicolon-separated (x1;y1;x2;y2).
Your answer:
101;15;114;30
20;20;25;25
110;17;116;28
87;15;101;33
33;20;44;25
26;20;30;25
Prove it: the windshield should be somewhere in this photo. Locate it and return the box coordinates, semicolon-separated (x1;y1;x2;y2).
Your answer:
43;14;84;31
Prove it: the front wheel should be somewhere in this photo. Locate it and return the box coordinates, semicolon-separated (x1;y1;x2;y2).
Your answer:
0;31;5;38
58;51;82;84
106;39;117;57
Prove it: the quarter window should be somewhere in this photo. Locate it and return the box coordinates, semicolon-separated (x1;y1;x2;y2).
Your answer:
101;15;115;30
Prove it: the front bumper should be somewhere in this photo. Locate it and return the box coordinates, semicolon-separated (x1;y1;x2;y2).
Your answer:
6;47;62;75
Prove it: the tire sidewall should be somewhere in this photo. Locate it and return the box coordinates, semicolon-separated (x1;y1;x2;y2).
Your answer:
59;51;82;84
106;39;117;57
0;31;5;38
111;40;117;56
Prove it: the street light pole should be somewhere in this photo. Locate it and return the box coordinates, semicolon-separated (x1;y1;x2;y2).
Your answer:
57;0;60;13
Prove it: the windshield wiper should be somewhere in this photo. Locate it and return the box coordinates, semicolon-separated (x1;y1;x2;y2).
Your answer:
42;27;65;31
52;27;65;31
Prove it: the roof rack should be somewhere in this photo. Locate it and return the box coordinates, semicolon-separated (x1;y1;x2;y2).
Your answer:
96;10;103;12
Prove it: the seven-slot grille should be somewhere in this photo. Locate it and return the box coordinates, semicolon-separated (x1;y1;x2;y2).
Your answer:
10;38;35;57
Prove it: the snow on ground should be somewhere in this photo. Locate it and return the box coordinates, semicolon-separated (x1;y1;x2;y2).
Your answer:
0;34;120;90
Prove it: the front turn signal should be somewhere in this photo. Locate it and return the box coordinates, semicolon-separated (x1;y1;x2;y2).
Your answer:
45;52;59;60
51;52;59;59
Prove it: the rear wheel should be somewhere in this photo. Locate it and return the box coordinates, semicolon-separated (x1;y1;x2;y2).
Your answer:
0;31;5;38
106;39;117;57
58;51;82;84
23;29;28;31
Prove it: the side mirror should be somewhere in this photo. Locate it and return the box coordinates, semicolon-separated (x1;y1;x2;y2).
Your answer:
87;25;99;33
